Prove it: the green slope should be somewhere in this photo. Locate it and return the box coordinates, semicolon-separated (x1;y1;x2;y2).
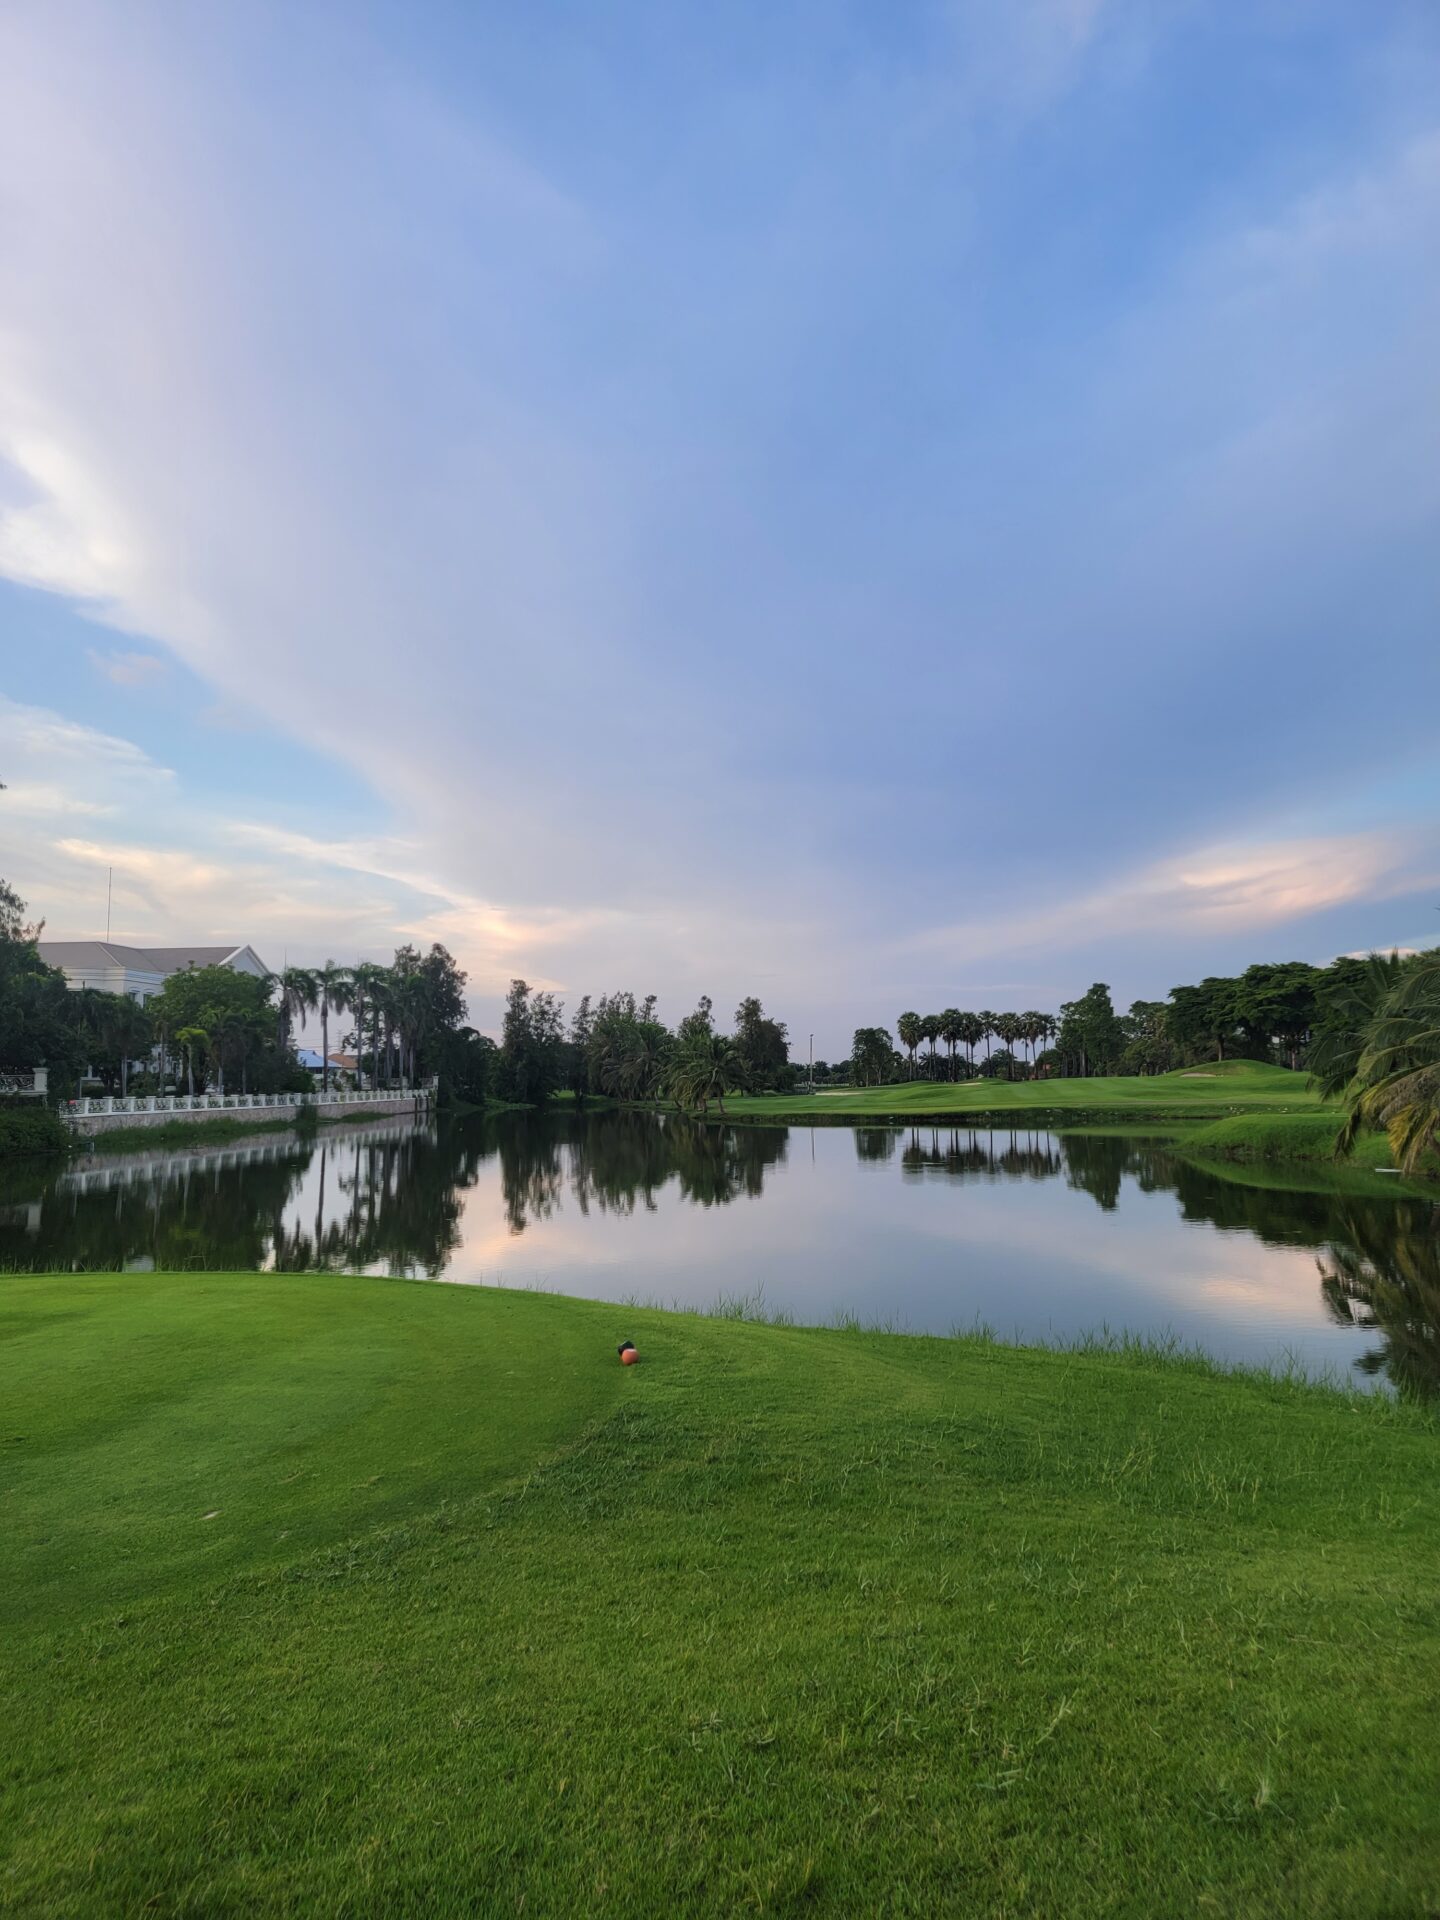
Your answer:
727;1058;1326;1121
2;1273;1437;1918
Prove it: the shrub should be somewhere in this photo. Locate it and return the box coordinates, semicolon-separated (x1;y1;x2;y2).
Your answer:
0;1107;71;1158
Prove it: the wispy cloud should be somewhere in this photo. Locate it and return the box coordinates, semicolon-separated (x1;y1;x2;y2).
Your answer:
911;831;1440;967
0;4;1436;1042
86;646;168;687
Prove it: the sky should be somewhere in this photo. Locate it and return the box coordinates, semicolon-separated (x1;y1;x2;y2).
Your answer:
1;0;1437;1053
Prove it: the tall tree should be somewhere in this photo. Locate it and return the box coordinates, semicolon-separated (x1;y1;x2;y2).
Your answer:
734;996;789;1086
312;961;353;1094
920;1013;941;1078
275;966;318;1056
957;1012;984;1072
897;1012;922;1079
978;1012;997;1067
851;1026;894;1088
938;1009;964;1080
349;962;388;1091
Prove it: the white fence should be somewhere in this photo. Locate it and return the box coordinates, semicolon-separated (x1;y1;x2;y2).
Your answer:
65;1082;436;1122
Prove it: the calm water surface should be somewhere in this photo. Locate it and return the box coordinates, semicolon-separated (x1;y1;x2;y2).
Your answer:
5;1109;1437;1397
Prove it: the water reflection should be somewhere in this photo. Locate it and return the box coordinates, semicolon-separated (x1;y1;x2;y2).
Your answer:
3;1113;1436;1398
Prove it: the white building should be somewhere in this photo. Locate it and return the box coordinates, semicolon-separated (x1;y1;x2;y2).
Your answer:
36;942;270;1005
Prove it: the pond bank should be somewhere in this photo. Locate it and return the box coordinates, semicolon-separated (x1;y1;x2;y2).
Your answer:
3;1273;1436;1917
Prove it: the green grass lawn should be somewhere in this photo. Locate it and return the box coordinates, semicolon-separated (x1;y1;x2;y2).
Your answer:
3;1272;1437;1917
730;1058;1326;1122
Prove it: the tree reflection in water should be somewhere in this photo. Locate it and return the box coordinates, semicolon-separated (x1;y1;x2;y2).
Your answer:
3;1112;1435;1399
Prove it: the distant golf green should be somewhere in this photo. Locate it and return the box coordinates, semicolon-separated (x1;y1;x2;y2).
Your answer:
3;1271;1437;1917
728;1058;1326;1120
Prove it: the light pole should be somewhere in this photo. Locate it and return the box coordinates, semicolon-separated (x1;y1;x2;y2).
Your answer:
809;1033;814;1093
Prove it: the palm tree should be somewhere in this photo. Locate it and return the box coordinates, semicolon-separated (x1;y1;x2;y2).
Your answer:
920;1013;941;1079
939;1009;964;1081
391;967;430;1089
1329;951;1440;1175
275;966;318;1056
668;1032;745;1116
1308;953;1407;1100
994;1013;1022;1080
978;1012;997;1069
374;968;398;1089
175;1025;209;1097
956;1012;983;1074
1020;1012;1046;1076
312;961;353;1095
350;962;388;1091
897;1012;922;1080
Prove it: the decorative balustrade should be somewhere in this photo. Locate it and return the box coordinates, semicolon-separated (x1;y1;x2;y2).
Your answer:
64;1083;436;1122
0;1067;48;1098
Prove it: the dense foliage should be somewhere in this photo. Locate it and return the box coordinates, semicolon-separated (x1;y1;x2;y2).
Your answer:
0;873;475;1116
494;983;792;1112
0;1105;70;1157
877;954;1437;1085
1319;949;1440;1174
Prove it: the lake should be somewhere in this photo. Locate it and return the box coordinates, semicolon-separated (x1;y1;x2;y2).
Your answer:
4;1109;1436;1397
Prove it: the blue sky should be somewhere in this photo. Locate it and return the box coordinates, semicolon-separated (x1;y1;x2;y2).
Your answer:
1;0;1437;1050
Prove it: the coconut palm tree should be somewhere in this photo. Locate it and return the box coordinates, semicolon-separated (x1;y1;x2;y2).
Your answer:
897;1012;922;1079
275;966;318;1056
668;1032;745;1116
1330;951;1440;1175
350;961;388;1091
175;1025;209;1097
312;961;353;1095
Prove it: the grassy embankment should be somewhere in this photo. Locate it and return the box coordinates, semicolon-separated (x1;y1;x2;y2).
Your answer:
3;1272;1437;1917
729;1062;1440;1184
729;1059;1322;1124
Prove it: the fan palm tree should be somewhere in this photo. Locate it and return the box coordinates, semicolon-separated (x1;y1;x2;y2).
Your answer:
897;1012;922;1079
920;1013;941;1079
939;1009;964;1081
312;961;353;1095
994;1012;1022;1079
956;1012;983;1073
978;1012;997;1068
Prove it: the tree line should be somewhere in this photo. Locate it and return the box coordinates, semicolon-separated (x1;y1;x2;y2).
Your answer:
854;955;1432;1087
0;876;473;1102
490;984;792;1113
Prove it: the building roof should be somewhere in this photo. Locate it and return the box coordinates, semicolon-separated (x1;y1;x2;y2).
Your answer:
37;941;266;975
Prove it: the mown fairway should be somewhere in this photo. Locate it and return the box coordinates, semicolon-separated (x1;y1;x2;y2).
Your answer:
2;1272;1437;1917
726;1057;1327;1121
